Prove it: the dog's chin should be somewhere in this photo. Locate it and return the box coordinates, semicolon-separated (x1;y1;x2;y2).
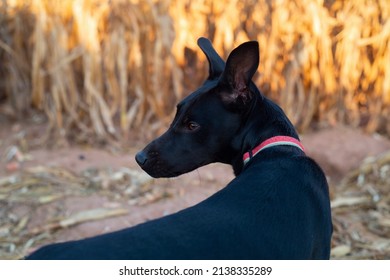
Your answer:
140;164;201;179
141;168;188;179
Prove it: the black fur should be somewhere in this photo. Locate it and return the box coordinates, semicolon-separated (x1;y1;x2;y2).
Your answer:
26;38;332;260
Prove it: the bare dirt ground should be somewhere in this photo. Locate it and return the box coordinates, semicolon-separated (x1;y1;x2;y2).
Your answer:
1;118;390;259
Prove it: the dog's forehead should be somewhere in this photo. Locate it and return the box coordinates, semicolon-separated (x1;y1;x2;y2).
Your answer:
177;79;219;110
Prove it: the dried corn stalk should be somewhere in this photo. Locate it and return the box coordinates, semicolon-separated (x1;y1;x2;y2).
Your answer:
0;0;389;140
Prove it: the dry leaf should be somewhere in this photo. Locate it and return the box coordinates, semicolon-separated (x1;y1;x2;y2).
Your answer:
331;245;351;258
331;196;371;208
30;208;129;234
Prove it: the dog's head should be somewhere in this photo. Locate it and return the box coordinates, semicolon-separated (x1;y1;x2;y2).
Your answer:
136;38;260;178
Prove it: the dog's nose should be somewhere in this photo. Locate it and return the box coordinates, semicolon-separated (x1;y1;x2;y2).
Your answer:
135;151;148;166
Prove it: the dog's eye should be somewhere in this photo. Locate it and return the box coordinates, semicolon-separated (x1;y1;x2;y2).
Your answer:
187;121;200;131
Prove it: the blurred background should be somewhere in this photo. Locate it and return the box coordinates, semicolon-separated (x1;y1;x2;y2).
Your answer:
0;0;389;259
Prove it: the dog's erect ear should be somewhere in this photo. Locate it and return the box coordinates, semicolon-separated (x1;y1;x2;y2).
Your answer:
197;37;225;80
220;41;259;106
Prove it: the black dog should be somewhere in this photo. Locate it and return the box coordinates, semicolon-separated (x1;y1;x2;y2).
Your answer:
27;38;332;260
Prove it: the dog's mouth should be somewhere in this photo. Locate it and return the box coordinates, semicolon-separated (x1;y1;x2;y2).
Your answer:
135;149;209;178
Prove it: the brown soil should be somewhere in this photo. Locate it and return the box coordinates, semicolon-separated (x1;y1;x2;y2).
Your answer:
1;120;390;259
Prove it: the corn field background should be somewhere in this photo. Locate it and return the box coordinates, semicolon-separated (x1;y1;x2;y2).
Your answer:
1;0;390;260
0;0;389;141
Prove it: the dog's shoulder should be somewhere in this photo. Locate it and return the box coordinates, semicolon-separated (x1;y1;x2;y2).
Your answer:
240;149;329;195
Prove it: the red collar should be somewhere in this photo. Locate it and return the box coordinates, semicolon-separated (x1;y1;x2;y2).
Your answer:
243;136;305;165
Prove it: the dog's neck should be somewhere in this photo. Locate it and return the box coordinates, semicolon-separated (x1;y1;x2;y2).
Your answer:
230;92;300;175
